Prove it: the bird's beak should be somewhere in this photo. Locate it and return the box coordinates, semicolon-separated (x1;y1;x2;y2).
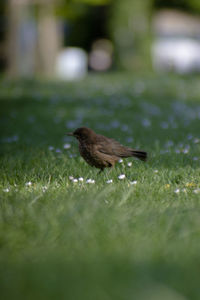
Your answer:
67;132;74;136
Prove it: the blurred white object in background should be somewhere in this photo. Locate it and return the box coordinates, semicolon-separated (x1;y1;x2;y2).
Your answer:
152;9;200;73
152;37;200;73
56;47;88;80
89;39;113;71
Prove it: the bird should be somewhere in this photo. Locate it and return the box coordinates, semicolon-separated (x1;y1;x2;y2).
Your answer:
67;127;147;172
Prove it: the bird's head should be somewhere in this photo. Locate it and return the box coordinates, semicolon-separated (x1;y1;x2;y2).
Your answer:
67;127;96;142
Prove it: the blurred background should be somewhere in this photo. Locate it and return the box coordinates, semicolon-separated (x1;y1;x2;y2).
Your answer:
1;0;200;79
1;2;200;299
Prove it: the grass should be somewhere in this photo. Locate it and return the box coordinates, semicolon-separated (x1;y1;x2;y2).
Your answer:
0;72;200;300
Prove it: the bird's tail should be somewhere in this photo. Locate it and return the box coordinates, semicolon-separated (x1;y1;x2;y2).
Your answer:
131;150;147;161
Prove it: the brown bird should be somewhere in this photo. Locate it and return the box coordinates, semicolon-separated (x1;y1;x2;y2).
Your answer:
67;127;147;172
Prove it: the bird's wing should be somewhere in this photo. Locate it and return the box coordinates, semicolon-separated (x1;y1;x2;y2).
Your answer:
96;135;133;158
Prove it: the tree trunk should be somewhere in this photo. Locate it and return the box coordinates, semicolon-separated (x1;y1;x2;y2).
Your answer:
110;0;152;71
6;0;62;78
36;2;62;76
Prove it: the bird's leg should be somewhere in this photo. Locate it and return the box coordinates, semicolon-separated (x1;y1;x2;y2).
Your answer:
103;166;114;180
97;168;104;175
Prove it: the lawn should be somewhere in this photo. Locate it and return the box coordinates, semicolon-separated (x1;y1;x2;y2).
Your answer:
0;73;200;300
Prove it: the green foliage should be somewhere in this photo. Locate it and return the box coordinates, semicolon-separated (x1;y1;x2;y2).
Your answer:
154;0;200;13
1;73;200;299
189;0;200;12
72;0;110;5
56;2;89;20
109;0;153;70
57;0;110;19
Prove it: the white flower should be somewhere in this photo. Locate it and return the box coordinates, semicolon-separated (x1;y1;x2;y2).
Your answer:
106;179;113;184
118;174;126;180
187;134;193;140
12;135;19;142
73;179;78;183
154;169;158;173
86;179;95;184
183;148;189;154
48;146;54;151
55;149;62;153
174;188;180;194
118;159;123;163
69;176;74;181
110;120;120;128
142;119;151;127
63;143;71;149
126;137;133;143
3;188;9;192
42;186;48;192
194;138;200;144
25;181;32;186
160;122;168;129
121;124;128;131
165;140;174;147
3;135;18;143
130;180;137;185
194;188;200;194
127;162;132;167
78;177;84;182
160;149;169;154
